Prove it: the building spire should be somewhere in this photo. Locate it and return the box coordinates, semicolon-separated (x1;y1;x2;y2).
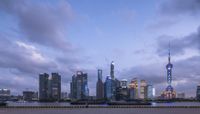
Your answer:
168;42;171;63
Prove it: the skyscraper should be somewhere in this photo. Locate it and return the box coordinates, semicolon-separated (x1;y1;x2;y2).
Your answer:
116;79;129;100
147;84;153;99
70;71;89;100
110;61;114;80
161;43;176;99
140;80;147;99
129;78;138;99
104;76;113;100
196;85;200;100
96;69;104;99
39;73;61;101
39;73;49;101
50;73;61;101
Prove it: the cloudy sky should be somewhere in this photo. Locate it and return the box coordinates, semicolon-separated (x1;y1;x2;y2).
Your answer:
0;0;200;97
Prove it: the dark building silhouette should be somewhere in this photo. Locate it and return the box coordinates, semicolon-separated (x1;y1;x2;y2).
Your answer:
70;71;89;100
39;73;49;101
49;73;61;101
39;73;61;101
96;69;104;99
116;79;129;101
23;91;37;101
196;85;200;100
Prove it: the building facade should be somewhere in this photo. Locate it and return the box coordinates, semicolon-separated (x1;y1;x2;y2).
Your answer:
140;80;147;99
23;91;36;101
96;69;104;99
39;73;49;101
129;78;138;99
49;73;61;101
70;71;89;100
39;73;61;101
147;84;153;99
104;76;113;100
196;85;200;100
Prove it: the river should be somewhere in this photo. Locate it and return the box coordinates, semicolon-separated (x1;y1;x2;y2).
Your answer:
5;101;200;106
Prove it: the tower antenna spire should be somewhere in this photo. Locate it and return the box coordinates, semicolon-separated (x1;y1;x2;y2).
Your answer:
168;41;171;63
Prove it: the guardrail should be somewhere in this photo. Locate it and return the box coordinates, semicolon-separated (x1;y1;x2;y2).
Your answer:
1;105;200;109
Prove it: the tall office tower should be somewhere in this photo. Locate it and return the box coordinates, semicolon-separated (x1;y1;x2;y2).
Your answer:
39;73;49;101
161;44;176;99
129;78;138;99
147;84;153;99
50;73;61;101
70;71;89;100
140;80;148;99
96;69;104;99
110;61;115;80
196;85;200;100
116;79;129;100
104;76;112;100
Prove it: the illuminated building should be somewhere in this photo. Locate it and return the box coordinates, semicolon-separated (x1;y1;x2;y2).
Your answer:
129;78;138;99
161;44;176;99
140;80;147;99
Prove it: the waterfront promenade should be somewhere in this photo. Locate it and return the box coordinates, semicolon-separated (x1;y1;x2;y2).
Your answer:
1;106;200;114
0;107;200;114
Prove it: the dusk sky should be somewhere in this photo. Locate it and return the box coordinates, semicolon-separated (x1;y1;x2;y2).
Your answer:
0;0;200;97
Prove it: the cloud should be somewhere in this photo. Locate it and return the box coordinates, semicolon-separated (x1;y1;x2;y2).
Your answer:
0;0;75;51
0;0;83;94
156;26;200;56
0;35;56;75
160;0;200;16
0;34;83;94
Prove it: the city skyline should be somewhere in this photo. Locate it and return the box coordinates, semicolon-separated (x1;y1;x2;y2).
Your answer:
0;0;200;97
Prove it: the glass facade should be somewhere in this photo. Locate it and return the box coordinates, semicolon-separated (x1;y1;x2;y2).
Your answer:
70;71;89;100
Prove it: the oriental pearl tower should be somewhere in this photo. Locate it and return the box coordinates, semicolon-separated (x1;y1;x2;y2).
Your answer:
162;43;176;99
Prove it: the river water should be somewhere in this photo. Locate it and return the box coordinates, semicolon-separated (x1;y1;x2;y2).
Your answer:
5;101;200;106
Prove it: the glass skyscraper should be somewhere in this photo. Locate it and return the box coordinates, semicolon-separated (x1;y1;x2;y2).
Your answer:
70;71;89;100
39;73;61;101
39;73;49;101
104;76;113;100
50;73;61;101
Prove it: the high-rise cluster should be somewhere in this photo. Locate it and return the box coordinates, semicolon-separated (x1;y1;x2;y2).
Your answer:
39;73;61;101
94;62;155;101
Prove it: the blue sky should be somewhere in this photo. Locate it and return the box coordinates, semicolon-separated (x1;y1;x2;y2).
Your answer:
0;0;200;97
